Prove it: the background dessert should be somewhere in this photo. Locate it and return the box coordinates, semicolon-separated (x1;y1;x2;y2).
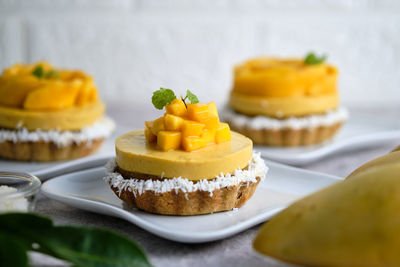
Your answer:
105;89;267;215
0;62;114;161
223;54;348;146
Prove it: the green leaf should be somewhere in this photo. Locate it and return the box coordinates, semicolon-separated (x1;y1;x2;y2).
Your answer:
42;226;150;267
32;65;45;78
304;52;327;65
0;232;28;267
0;213;151;267
45;70;60;79
186;90;199;104
152;88;176;110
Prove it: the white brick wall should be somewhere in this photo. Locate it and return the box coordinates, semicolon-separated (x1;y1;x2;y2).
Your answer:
0;0;399;108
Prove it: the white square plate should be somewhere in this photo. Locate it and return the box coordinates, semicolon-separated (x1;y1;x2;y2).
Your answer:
256;113;400;166
41;160;341;243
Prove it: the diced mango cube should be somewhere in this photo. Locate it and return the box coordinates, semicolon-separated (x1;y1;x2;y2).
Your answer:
157;131;182;151
145;126;157;143
187;103;209;122
182;120;205;137
150;117;165;135
182;136;207;152
207;102;219;118
203;115;219;131
215;123;231;144
201;129;216;145
145;120;153;129
165;98;187;117
164;114;184;131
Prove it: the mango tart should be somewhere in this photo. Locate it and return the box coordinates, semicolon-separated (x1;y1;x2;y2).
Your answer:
0;62;114;161
105;89;267;215
224;54;348;147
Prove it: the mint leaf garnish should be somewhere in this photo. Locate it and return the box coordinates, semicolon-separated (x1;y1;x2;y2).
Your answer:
32;65;44;79
186;90;199;104
45;70;60;79
304;52;327;65
152;87;176;110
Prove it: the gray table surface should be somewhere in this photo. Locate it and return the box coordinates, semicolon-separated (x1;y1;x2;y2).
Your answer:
31;103;400;267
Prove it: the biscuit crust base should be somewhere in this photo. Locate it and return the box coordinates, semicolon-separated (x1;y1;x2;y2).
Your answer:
109;168;261;216
0;139;103;162
226;121;343;147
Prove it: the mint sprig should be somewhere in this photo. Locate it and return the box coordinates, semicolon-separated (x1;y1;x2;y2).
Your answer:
31;65;44;79
185;90;199;104
32;65;60;79
151;88;200;110
152;88;176;110
304;52;327;65
45;70;60;79
0;213;151;267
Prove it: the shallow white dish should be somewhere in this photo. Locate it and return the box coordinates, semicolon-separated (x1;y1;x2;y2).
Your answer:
0;126;130;180
41;160;341;243
255;113;400;166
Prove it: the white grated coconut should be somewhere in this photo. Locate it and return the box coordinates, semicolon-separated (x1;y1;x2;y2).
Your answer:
223;106;349;130
0;117;115;147
104;153;268;197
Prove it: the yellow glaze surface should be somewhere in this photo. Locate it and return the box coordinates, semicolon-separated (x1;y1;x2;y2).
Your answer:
229;91;338;117
0;101;104;130
231;58;339;117
116;130;253;180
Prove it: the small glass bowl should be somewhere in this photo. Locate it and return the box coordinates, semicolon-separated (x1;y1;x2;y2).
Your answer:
0;172;41;212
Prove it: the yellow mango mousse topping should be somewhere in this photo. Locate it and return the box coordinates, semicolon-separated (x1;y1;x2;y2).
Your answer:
230;56;339;117
145;90;231;152
0;62;104;130
115;89;253;180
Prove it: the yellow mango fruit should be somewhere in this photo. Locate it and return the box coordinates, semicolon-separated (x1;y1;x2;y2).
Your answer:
157;131;181;151
182;136;206;152
187;103;209;122
202;115;219;131
254;150;400;267
165;98;187;117
0;75;41;107
233;58;337;98
215;123;231;143
144;125;157;143
23;83;80;110
201;129;215;145
2;63;26;76
207;102;219;118
164;114;184;131
76;78;95;106
187;102;219;130
347;149;400;179
150;117;165;135
181;120;205;137
144;120;153;129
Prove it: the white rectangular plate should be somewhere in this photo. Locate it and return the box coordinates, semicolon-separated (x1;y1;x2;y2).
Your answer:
41;160;342;243
255;113;400;165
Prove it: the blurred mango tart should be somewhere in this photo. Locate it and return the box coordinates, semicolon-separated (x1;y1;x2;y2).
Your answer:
223;53;349;146
104;88;267;215
0;62;114;161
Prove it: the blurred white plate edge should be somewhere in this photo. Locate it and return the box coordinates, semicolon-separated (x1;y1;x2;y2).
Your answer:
256;127;400;166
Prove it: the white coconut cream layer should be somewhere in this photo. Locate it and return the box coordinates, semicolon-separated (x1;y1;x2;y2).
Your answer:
104;152;267;197
223;106;349;130
0;117;115;147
